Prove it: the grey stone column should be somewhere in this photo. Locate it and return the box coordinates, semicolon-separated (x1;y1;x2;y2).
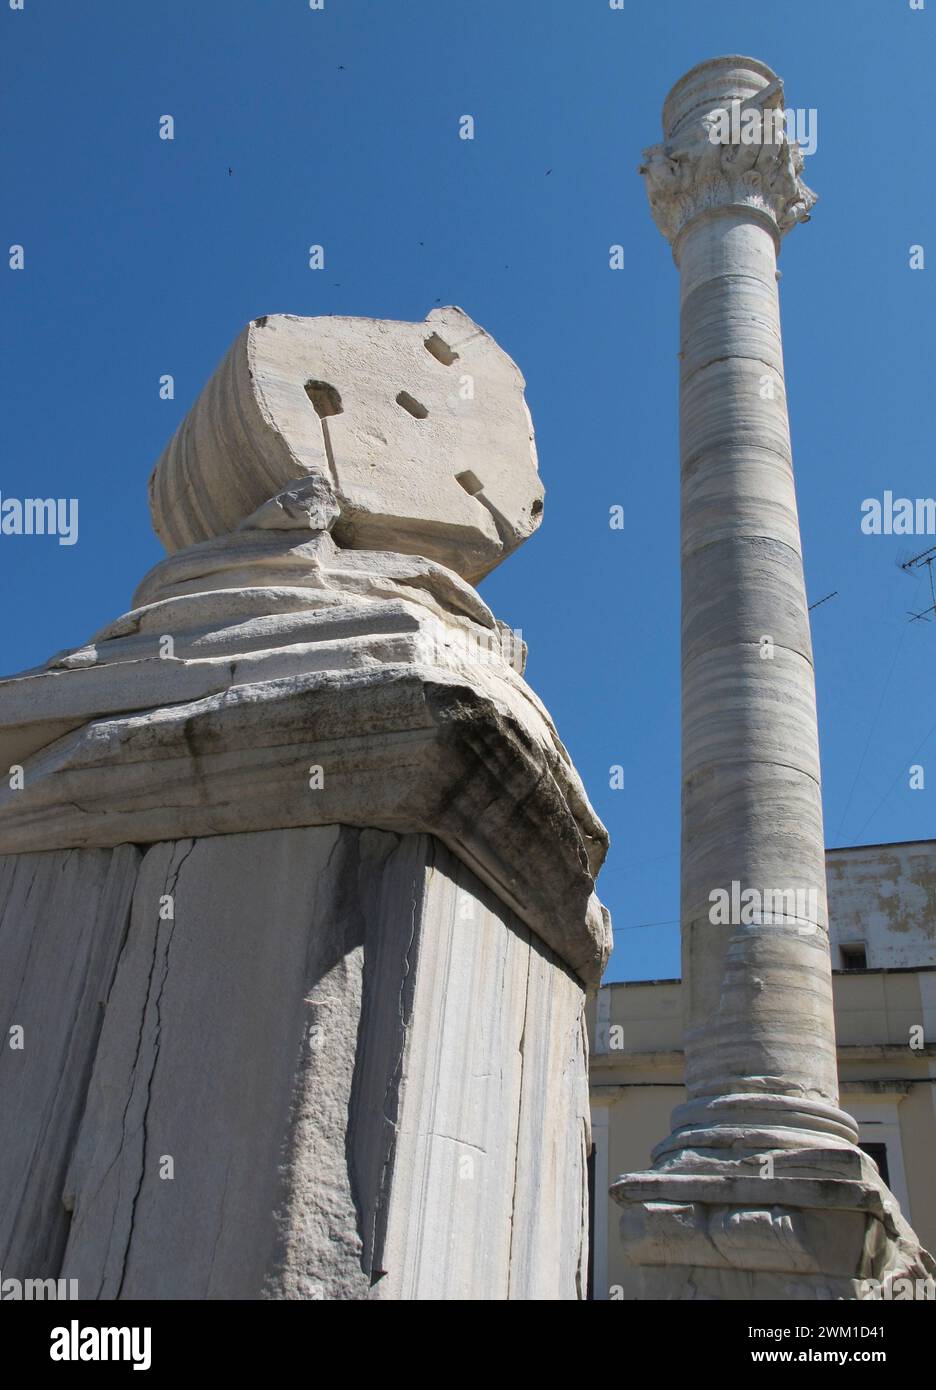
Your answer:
659;59;846;1150
611;56;934;1300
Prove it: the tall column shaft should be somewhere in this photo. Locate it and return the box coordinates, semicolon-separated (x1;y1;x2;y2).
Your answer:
677;208;843;1130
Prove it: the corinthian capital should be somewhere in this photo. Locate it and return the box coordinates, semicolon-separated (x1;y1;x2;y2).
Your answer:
639;56;817;248
639;134;817;247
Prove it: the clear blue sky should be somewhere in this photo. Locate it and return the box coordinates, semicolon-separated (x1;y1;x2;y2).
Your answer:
2;1;934;982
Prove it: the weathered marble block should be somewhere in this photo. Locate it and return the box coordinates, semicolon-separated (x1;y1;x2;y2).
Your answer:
0;831;589;1299
0;830;581;1300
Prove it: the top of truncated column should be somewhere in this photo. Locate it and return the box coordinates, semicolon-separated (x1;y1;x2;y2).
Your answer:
661;54;781;140
148;307;544;585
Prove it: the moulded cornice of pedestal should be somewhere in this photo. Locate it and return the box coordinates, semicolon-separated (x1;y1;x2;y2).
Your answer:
0;518;610;987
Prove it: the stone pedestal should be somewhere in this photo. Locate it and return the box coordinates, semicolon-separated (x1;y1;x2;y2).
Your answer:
612;57;934;1300
0;311;609;1300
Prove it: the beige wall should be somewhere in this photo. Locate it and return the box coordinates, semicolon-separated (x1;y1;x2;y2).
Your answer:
589;967;936;1300
827;840;936;969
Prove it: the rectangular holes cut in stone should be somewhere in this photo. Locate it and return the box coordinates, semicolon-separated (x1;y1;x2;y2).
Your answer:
396;391;429;419
424;333;459;367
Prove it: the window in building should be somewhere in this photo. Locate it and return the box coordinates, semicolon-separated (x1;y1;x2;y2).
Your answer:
859;1141;890;1187
840;942;868;971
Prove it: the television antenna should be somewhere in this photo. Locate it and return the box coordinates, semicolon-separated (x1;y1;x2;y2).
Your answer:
900;545;936;622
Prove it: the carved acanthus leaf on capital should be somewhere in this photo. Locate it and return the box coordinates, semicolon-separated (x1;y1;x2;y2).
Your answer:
639;133;817;246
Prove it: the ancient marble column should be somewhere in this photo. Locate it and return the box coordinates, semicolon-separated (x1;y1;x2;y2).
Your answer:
0;308;609;1300
612;56;934;1299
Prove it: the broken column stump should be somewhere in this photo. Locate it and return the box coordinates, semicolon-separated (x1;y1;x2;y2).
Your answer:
0;309;610;1300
